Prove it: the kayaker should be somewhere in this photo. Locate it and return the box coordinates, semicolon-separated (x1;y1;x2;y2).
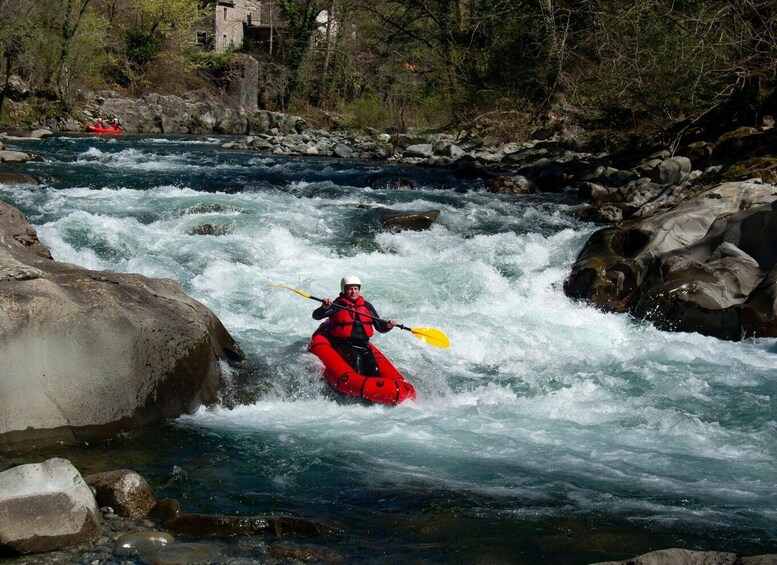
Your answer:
312;275;396;376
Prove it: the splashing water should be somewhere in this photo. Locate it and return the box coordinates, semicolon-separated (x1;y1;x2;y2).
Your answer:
1;134;775;563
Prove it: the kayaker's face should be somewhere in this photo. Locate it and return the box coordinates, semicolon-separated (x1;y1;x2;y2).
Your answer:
343;285;360;300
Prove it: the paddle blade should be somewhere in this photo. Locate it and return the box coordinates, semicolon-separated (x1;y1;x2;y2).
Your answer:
267;284;313;299
410;327;450;348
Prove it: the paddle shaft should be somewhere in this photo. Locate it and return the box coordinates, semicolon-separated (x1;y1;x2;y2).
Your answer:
307;294;411;332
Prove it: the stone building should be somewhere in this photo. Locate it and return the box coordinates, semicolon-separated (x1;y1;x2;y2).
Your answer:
209;0;287;53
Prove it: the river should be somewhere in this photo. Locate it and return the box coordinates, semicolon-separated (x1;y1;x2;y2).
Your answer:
1;134;775;564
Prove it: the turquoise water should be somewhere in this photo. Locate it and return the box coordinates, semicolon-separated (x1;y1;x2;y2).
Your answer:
1;135;776;563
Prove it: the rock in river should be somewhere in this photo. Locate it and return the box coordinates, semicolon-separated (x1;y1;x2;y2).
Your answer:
0;200;244;448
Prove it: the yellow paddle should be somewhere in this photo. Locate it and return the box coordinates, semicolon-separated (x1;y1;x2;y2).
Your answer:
268;284;450;348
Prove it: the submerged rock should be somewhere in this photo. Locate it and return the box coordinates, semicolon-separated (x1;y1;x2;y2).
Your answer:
113;531;174;557
381;209;440;231
164;513;333;538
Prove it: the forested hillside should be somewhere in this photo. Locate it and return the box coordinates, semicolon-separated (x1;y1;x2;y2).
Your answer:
0;0;775;137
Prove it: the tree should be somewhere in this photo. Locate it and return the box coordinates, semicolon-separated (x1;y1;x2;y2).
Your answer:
274;0;330;106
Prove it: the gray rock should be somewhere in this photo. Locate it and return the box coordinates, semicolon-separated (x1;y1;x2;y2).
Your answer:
333;143;353;158
0;200;244;448
0;150;32;163
30;129;54;139
0;458;101;553
653;156;692;185
565;180;777;340
591;547;777;565
403;143;434;158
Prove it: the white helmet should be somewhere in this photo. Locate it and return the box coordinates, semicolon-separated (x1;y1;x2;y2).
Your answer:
340;275;362;291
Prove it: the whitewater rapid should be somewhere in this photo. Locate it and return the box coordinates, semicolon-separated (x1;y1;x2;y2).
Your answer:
2;134;775;561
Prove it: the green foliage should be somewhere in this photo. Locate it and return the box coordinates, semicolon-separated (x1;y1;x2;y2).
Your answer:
1;0;775;134
125;29;162;67
342;94;392;129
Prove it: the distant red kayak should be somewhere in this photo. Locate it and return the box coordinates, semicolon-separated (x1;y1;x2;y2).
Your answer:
309;332;416;405
85;125;123;134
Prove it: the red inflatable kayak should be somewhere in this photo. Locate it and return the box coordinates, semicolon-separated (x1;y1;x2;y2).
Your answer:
309;333;416;405
85;125;123;134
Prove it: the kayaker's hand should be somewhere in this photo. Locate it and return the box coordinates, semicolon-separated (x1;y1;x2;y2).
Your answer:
322;298;333;308
387;319;397;330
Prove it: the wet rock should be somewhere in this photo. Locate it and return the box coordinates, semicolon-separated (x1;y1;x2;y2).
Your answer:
366;174;416;190
85;469;157;519
187;223;230;236
268;541;344;563
149;498;181;524
141;542;222;565
381;209;440;231
113;531;174;557
485;174;535;194
0;458;100;554
165;513;331;538
565;180;777;340
575;204;624;224
0;172;38;185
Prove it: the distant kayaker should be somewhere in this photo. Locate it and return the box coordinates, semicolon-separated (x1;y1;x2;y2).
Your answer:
313;275;396;376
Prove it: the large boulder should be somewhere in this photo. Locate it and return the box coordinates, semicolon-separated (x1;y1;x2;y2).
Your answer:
88;90;249;134
0;200;244;448
0;458;100;554
564;180;777;339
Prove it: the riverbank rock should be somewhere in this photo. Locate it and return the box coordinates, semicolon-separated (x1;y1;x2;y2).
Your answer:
0;151;33;163
85;470;157;519
592;547;777;564
0;199;245;449
0;458;100;554
564;179;777;340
